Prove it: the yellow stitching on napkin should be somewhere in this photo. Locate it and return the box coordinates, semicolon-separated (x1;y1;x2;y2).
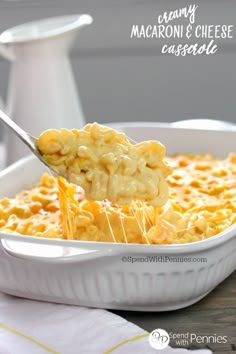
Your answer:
0;323;61;354
104;332;149;354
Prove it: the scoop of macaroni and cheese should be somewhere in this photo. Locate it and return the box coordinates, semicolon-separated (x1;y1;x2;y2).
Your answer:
37;123;171;206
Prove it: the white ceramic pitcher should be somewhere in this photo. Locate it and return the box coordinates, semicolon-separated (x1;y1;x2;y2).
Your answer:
0;14;93;165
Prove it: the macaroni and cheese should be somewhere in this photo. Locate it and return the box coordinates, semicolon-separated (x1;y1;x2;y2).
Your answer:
0;174;60;238
37;123;171;206
0;153;235;244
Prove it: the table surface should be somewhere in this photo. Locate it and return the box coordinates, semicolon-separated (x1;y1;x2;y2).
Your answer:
112;271;236;353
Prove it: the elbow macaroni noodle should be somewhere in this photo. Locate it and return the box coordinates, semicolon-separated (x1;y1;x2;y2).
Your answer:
0;123;235;244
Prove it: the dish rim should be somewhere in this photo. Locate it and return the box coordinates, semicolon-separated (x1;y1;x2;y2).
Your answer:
0;222;235;255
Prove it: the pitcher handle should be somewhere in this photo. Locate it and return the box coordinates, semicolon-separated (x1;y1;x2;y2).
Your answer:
0;43;14;61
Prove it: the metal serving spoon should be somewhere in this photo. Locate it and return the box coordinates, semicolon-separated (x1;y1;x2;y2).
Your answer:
0;109;61;176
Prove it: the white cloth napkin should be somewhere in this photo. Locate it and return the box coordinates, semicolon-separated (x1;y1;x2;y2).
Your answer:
0;292;212;354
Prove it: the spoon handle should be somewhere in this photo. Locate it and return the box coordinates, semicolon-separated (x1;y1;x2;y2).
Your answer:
0;109;36;151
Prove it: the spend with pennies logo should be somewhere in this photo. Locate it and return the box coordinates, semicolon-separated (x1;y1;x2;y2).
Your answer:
149;328;170;350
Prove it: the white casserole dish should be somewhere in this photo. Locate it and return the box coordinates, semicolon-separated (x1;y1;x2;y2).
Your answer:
0;123;235;311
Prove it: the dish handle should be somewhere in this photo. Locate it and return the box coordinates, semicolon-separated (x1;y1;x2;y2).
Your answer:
0;234;114;263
